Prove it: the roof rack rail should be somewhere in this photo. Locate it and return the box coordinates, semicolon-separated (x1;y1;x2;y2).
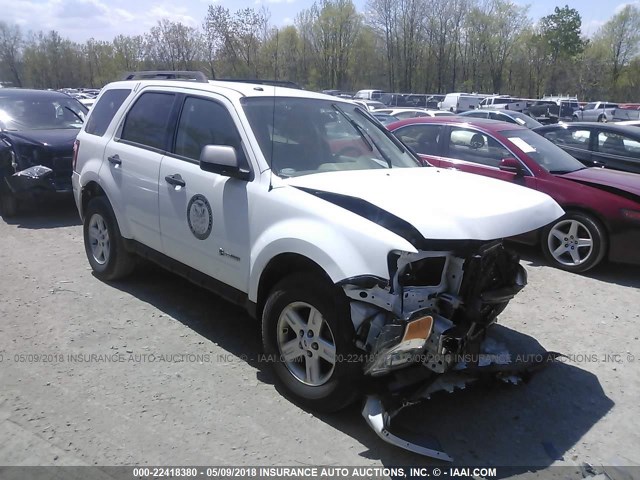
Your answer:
121;71;209;83
216;78;303;90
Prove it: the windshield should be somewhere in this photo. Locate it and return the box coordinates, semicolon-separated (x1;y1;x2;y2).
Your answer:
0;95;87;131
503;128;585;174
241;97;421;178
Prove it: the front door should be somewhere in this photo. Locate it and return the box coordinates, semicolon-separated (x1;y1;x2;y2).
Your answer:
593;130;640;174
438;126;536;187
158;94;253;292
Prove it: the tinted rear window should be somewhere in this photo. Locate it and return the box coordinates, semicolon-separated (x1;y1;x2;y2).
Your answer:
120;92;175;150
85;89;131;136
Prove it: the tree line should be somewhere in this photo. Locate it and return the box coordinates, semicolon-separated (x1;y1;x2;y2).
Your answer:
1;0;640;101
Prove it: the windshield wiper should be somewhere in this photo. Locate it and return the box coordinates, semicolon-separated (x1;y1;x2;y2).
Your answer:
355;108;408;155
331;103;374;153
332;104;393;168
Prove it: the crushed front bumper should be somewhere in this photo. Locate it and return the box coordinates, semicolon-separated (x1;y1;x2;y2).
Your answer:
4;165;73;198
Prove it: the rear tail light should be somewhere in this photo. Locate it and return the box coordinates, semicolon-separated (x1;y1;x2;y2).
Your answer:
72;139;80;171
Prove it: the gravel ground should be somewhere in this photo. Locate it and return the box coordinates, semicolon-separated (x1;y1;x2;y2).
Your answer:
1;199;639;476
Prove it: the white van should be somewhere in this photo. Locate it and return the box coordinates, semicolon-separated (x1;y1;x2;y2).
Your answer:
439;93;487;113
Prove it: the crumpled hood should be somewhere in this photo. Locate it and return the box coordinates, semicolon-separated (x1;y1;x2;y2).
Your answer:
286;168;564;241
559;167;640;197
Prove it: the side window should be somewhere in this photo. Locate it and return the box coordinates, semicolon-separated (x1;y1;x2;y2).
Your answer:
447;127;510;167
121;92;175;150
394;125;443;156
598;131;640;158
85;89;131;136
174;96;248;167
543;128;591;151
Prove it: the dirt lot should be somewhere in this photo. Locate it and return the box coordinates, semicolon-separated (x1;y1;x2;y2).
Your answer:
1;199;639;474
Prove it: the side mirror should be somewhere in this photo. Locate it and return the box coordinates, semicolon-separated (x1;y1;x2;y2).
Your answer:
499;157;524;176
199;145;250;180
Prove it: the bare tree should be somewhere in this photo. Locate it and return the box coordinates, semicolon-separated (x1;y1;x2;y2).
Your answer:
593;4;640;88
0;21;23;86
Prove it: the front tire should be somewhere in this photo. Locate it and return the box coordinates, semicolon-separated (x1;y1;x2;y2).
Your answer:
262;273;362;412
541;212;607;273
598;115;607;123
0;188;18;217
83;196;135;280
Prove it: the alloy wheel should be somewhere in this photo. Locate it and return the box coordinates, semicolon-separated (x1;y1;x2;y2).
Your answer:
88;213;111;265
547;219;594;267
276;302;337;386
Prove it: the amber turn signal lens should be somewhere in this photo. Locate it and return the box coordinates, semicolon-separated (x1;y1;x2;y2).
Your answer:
402;315;434;342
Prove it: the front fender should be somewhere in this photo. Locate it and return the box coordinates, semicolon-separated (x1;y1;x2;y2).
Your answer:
248;218;416;303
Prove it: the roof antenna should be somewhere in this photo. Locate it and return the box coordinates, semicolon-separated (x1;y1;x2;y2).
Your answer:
268;29;279;192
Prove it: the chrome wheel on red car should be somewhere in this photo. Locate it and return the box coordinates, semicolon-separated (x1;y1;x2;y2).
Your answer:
542;212;607;273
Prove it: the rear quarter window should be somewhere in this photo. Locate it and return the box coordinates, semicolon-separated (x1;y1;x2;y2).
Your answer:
85;89;131;136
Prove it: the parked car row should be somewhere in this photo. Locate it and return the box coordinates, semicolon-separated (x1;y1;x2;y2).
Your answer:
58;87;102;109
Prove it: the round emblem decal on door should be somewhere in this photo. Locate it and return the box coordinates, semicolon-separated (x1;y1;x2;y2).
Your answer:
187;194;213;240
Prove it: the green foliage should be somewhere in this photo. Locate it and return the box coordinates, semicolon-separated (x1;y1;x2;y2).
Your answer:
539;5;585;60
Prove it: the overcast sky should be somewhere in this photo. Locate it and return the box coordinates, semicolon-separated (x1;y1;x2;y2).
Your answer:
0;0;634;43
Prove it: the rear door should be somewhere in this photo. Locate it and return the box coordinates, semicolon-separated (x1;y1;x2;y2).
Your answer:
391;124;445;166
101;90;178;252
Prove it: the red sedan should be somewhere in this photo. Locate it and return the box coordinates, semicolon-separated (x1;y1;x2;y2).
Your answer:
388;117;640;272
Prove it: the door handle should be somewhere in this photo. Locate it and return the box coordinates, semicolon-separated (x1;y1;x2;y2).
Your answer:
107;154;122;166
165;174;186;188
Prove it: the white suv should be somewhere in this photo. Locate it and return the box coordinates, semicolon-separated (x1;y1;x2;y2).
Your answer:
72;72;562;432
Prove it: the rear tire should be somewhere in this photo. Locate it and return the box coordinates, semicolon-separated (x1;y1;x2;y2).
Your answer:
541;212;607;273
83;196;135;280
262;273;362;412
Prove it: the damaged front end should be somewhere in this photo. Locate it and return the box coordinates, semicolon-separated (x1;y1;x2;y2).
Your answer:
1;138;74;199
341;240;526;378
340;240;548;460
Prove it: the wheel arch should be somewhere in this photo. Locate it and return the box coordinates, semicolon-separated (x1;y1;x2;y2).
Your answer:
80;181;107;219
558;205;610;236
80;180;132;239
254;253;334;321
